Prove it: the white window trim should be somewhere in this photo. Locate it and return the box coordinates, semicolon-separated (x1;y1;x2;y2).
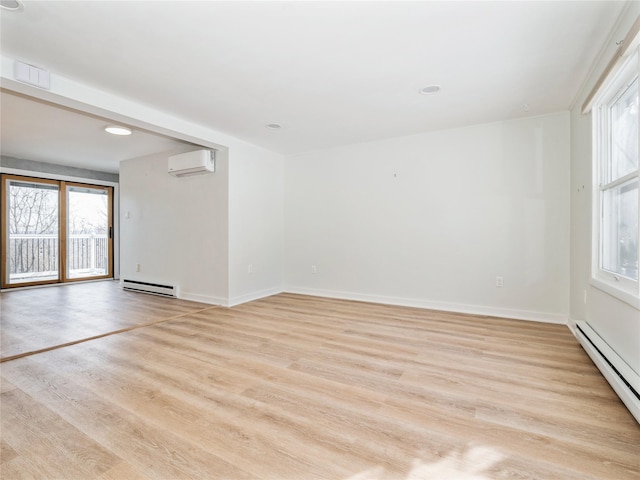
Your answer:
590;46;640;309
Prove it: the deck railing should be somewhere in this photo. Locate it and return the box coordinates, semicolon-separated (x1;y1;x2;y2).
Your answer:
8;234;108;281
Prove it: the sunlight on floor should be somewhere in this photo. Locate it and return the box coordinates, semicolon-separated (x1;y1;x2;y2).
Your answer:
344;444;506;480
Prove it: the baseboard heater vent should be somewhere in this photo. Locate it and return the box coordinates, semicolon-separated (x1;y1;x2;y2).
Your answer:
122;279;177;298
576;320;640;424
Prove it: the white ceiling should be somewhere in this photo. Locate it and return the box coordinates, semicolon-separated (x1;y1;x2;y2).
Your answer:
0;1;630;172
0;91;198;173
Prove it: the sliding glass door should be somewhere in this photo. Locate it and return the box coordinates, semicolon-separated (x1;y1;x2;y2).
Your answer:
66;184;112;280
2;177;60;285
1;175;113;288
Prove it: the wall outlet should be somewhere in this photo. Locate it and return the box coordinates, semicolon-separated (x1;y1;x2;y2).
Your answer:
496;276;504;287
311;265;317;274
136;263;140;272
248;264;254;274
583;289;587;305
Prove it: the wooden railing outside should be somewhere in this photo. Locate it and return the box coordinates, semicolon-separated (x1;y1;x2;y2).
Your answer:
8;234;109;281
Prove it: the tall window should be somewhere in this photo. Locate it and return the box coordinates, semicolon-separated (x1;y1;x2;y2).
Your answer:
592;46;639;300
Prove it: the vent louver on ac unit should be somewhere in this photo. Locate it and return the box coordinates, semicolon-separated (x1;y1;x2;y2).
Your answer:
122;279;177;298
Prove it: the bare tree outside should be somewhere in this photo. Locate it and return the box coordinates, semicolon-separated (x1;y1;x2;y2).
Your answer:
7;182;59;281
5;179;110;284
67;188;109;278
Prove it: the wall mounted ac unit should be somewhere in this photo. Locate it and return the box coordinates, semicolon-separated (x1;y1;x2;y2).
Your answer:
168;149;215;177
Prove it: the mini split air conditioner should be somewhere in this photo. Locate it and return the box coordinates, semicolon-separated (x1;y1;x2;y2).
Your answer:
168;149;215;177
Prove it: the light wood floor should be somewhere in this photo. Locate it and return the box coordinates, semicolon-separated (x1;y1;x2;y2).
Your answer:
0;281;210;361
1;287;639;479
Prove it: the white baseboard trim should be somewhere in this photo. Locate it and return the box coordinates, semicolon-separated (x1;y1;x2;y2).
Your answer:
284;286;568;324
573;320;640;424
178;287;283;308
178;291;225;306
226;287;284;308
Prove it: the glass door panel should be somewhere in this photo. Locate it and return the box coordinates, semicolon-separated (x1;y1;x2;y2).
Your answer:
2;177;60;286
66;184;112;280
1;175;113;288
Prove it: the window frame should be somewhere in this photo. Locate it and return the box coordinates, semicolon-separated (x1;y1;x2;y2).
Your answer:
1;173;114;288
591;46;640;307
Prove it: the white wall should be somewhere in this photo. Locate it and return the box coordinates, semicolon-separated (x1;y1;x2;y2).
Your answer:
120;149;230;304
120;143;286;307
0;61;286;307
569;4;640;376
228;143;284;306
285;112;570;322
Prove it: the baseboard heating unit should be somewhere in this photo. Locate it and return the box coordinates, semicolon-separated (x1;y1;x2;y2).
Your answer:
122;279;177;298
575;320;640;424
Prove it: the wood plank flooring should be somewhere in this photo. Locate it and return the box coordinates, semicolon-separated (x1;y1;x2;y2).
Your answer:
1;288;639;479
0;281;212;361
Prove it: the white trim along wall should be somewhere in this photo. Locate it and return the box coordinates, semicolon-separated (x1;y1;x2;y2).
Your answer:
284;113;570;325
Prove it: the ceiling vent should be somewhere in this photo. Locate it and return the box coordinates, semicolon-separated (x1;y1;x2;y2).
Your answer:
14;60;50;89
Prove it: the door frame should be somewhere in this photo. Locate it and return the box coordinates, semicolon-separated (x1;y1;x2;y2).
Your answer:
1;171;119;288
63;181;114;284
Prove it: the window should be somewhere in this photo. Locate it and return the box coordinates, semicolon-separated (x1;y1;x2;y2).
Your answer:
1;174;114;288
592;46;639;301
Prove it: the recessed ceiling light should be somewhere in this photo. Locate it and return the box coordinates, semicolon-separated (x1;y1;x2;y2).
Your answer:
419;85;440;95
265;123;282;129
104;125;132;136
0;0;22;11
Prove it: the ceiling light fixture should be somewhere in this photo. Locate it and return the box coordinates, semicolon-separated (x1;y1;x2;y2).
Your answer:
104;125;132;136
265;123;282;129
419;85;441;95
0;0;22;10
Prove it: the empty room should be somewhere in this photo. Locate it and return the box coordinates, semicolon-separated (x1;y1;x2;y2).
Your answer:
1;1;639;479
